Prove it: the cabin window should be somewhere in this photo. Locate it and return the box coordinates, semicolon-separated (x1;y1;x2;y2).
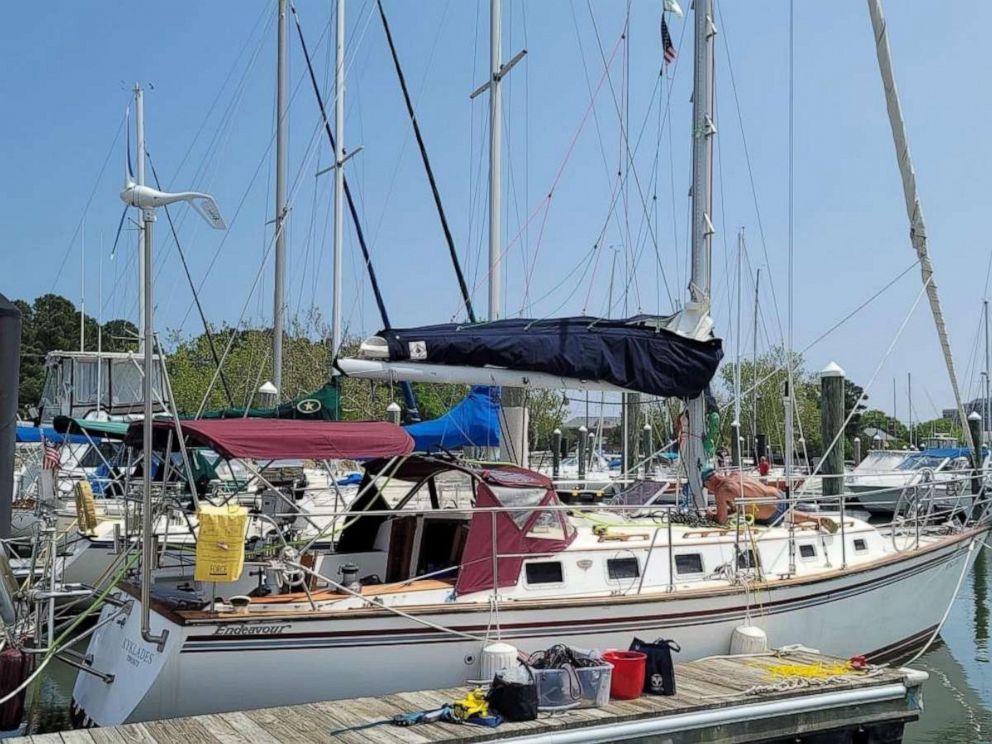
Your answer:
491;486;547;530
525;561;564;585
737;548;759;570
853;538;868;553
674;553;704;575
799;544;816;559
607;557;640;580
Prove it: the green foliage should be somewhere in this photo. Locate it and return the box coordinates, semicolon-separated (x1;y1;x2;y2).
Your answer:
718;346;823;456
14;293;138;413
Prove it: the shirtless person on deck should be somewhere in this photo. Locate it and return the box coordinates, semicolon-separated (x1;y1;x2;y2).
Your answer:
702;467;838;532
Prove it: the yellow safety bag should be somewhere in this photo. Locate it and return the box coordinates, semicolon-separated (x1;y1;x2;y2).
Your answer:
195;504;249;583
74;481;98;534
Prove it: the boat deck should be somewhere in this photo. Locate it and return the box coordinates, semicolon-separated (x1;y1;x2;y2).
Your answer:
16;649;926;743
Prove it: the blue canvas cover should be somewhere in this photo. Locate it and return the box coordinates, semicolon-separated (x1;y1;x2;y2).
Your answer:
16;424;89;445
376;315;723;399
404;386;501;452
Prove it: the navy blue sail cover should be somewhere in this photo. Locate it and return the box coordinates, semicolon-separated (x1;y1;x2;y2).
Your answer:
376;315;723;399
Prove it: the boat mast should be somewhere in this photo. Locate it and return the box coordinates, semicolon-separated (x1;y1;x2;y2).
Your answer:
80;220;85;351
684;0;717;507
752;267;760;460
488;0;503;322
732;228;743;465
867;0;974;452
135;84;146;353
332;0;345;356
273;0;289;396
982;300;992;439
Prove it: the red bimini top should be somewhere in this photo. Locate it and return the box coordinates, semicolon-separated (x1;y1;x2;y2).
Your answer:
125;418;414;461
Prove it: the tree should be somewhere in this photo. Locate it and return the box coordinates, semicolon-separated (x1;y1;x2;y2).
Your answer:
14;293;142;413
718;346;822;458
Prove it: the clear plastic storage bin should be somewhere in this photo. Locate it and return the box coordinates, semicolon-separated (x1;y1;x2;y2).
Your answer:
533;663;613;710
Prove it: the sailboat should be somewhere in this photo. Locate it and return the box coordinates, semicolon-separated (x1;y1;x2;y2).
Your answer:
69;0;990;728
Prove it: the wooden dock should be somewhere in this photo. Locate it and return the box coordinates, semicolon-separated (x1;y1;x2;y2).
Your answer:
15;650;927;743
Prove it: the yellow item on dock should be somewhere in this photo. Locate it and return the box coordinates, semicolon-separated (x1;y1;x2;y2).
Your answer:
74;481;98;534
765;661;853;679
195;504;249;583
452;688;489;721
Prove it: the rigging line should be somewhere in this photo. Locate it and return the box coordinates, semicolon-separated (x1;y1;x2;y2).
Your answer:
453;28;627;321
292;1;421;419
365;1;450;258
49;106;127;293
146;152;235;408
465;0;483;303
164;11;274;263
716;3;785;348
169;3;273;187
376;0;476;323
795;272;946;499
583;0;676;310
726;259;920;415
177;16;337;331
515;28;627;314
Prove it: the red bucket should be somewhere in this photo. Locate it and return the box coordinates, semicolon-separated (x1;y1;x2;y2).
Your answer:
603;650;646;700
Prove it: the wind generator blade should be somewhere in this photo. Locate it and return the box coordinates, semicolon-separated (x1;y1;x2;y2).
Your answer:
109;205;129;260
188;195;227;230
124;106;134;186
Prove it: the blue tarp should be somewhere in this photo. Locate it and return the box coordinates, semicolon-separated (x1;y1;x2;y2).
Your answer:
404;386;501;453
16;424;89;445
919;447;987;459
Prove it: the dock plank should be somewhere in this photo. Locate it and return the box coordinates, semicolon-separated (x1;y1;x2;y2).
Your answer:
11;651;923;744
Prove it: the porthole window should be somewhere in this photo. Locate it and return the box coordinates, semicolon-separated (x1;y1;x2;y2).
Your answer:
853;538;868;553
607;557;640;580
675;554;704;575
525;561;563;584
799;544;816;559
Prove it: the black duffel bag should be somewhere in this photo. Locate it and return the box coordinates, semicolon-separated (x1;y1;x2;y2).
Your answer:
629;637;681;695
487;666;538;721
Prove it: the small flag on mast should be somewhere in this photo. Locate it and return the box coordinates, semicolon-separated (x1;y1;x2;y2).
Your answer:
42;437;60;471
661;15;677;65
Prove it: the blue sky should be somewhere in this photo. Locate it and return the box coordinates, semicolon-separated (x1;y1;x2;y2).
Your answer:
3;1;992;422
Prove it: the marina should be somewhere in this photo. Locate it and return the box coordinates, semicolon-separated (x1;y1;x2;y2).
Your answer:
2;0;992;741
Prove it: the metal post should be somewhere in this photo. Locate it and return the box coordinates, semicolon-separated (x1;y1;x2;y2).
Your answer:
140;210;165;649
273;0;289;393
752;268;761;461
820;362;846;498
985;300;990;446
577;425;587;482
642;424;653;475
332;0;345;357
0;295;20;539
552;428;562;479
134;84;146;353
683;0;717;510
488;0;502;322
969;411;983;495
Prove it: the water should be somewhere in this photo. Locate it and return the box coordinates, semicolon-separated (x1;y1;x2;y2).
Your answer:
905;545;992;743
9;547;992;740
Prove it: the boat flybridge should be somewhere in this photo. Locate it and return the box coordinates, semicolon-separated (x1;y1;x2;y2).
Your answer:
847;442;988;515
67;415;991;726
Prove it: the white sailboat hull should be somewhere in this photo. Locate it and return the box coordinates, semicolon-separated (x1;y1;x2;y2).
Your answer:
72;529;983;727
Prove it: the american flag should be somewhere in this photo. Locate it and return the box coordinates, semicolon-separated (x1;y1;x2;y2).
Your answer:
661;16;677;65
42;437;60;471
